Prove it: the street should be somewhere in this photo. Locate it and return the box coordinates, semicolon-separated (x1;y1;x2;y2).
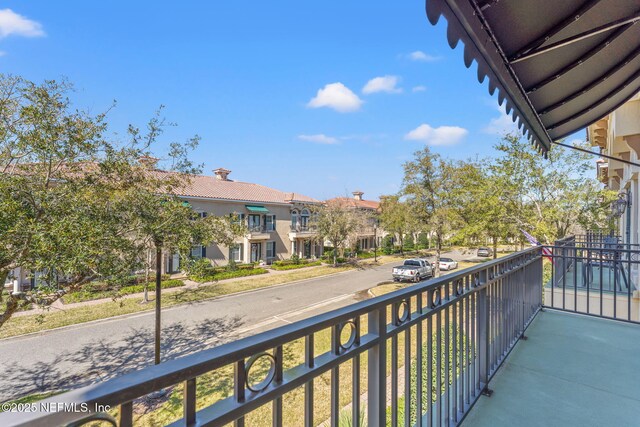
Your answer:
0;252;471;402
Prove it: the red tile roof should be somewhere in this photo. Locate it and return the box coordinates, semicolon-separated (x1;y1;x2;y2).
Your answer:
326;197;380;210
152;170;320;204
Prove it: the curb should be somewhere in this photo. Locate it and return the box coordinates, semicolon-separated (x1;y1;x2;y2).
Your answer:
0;265;375;343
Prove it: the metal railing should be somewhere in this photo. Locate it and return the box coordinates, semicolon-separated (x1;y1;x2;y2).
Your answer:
2;248;542;427
290;224;315;232
544;236;640;323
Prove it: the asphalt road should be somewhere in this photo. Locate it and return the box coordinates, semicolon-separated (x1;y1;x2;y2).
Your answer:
0;251;473;402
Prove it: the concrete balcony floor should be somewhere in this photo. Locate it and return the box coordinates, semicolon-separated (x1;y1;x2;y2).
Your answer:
463;310;640;427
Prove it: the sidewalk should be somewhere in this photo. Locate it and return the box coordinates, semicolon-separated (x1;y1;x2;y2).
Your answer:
11;265;323;318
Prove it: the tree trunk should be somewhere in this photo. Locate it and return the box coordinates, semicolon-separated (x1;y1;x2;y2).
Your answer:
154;246;162;365
399;234;404;255
143;248;150;303
492;237;498;259
434;234;442;277
0;270;18;329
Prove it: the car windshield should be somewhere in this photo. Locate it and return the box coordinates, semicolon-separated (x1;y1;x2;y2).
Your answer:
404;260;421;267
440;258;452;262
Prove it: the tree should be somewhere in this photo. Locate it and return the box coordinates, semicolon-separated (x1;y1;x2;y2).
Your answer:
401;147;461;277
314;202;361;266
0;75;242;339
379;195;413;255
492;133;616;243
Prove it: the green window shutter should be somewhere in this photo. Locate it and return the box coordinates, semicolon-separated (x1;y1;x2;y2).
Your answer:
201;245;207;258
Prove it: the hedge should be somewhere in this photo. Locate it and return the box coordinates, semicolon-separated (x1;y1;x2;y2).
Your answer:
62;279;185;304
191;267;268;283
271;261;322;271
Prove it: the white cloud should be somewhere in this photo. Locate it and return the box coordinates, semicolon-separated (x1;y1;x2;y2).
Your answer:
482;103;518;135
0;9;45;38
362;75;402;94
412;85;426;92
298;134;339;145
408;50;439;62
307;82;363;113
404;124;468;146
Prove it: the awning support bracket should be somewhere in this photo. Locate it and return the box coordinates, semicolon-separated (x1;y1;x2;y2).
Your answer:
511;11;640;64
551;141;640;168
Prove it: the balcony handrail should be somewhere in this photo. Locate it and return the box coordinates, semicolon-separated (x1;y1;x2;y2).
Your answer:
2;247;542;427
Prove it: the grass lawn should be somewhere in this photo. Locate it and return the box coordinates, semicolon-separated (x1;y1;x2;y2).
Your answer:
0;265;354;340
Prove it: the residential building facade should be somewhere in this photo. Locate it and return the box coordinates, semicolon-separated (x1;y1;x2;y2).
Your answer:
325;191;385;251
588;92;640;246
164;167;323;272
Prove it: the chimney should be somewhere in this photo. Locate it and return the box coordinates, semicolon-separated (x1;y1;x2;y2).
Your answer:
213;168;231;181
352;191;364;201
138;155;159;169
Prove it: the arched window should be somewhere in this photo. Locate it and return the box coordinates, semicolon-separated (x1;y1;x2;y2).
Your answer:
291;209;299;229
301;209;310;228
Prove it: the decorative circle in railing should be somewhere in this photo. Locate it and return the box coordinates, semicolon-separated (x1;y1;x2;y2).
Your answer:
338;320;358;351
473;273;480;287
455;279;464;296
431;288;442;308
396;300;410;325
245;352;277;393
67;413;117;427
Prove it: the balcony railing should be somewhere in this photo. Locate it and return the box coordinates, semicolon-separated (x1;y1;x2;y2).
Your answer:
545;234;640;323
290;224;315;232
1;247;543;427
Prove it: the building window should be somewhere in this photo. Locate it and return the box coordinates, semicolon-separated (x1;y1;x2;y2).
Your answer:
301;209;310;228
265;215;276;231
229;244;243;262
266;241;276;259
291;209;299;228
248;214;261;231
231;212;245;225
190;245;204;259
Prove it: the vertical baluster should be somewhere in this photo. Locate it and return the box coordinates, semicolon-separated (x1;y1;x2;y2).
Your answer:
478;269;489;395
184;378;196;427
465;281;471;405
273;346;283;427
391;332;398;427
574;249;578;313
304;334;314;427
451;299;457;424
416;294;423;427
471;291;476;396
436;310;442;426
331;325;339;427
119;401;133;427
427;311;433;427
458;291;464;416
353;317;361;427
627;252;632;322
404;321;411;427
599;247;604;316
368;307;387;427
234;359;246;427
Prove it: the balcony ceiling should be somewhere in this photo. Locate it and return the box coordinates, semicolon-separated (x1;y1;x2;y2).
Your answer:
425;0;640;155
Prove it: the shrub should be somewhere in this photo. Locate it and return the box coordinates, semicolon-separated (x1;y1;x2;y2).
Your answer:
382;236;395;255
191;267;268;283
271;261;322;270
62;279;185;304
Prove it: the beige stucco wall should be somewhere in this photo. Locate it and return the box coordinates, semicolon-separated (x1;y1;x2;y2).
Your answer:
180;198;322;267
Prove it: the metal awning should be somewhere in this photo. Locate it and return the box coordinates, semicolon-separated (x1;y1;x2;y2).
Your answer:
245;205;270;213
425;0;640;156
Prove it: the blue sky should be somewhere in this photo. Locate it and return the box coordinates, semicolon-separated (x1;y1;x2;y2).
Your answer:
0;1;586;201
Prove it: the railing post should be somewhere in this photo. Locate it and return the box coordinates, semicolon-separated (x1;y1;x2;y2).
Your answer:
478;269;492;396
367;307;387;427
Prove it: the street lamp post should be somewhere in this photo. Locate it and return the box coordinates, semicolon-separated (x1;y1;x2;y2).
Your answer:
374;223;378;262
